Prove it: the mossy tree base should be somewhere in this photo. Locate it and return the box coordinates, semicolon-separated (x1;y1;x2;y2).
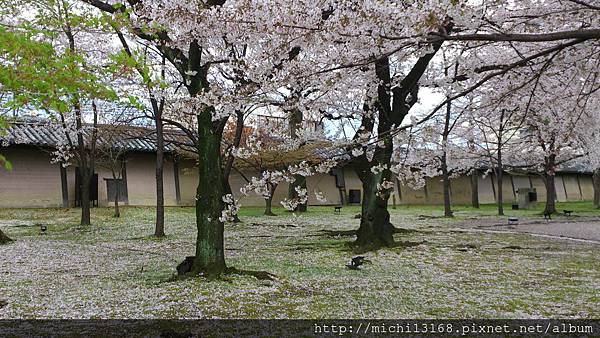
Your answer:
176;258;276;281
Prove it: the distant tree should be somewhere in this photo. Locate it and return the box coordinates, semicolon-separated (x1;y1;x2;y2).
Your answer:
582;114;600;208
109;29;170;236
234;121;327;216
469;104;528;216
96;123;130;218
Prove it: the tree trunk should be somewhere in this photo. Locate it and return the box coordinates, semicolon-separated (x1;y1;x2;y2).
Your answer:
191;109;226;277
471;170;480;209
80;168;91;225
354;171;396;252
287;106;307;212
441;155;453;217
223;180;241;223
114;182;120;218
496;115;504;216
154;111;165;237
288;175;308;212
264;183;278;216
350;22;445;251
543;155;557;214
441;100;452;217
593;168;600;208
496;168;504;216
0;229;12;245
222;111;244;223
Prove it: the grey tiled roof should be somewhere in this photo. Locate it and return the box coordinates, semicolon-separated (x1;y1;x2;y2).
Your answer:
1;120;183;153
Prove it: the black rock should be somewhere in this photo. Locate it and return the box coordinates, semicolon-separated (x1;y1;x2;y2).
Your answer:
176;256;195;276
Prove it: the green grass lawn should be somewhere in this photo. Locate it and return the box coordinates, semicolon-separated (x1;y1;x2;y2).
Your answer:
0;203;599;318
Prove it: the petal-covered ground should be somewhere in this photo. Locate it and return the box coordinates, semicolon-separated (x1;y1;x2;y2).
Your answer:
0;204;598;319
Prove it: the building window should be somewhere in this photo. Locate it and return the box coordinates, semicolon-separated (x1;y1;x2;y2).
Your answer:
106;179;128;203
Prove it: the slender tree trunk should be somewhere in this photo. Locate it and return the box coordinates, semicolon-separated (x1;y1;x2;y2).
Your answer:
0;229;12;245
441;91;453;217
154;110;165;237
191;108;226;277
496;168;504;216
543;155;557;214
223;180;241;223
75;102;91;226
471;169;480;208
593;168;600;208
64;11;91;226
80;168;91;225
264;183;278;216
441;159;452;217
114;182;120;218
496;111;504;216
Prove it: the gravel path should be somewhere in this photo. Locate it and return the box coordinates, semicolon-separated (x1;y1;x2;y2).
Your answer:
457;217;600;243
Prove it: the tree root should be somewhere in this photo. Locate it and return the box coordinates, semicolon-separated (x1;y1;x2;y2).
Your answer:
173;256;277;282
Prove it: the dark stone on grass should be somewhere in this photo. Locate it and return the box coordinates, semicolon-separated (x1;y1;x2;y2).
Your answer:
0;300;7;309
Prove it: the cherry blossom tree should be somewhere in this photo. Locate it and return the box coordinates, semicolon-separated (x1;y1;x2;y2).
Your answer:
109;34;172;236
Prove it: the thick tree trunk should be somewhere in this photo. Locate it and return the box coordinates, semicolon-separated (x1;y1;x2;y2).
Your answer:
471;170;480;209
288;175;308;212
441;155;453;217
191;110;226;277
543;155;557;215
0;229;12;245
593;168;600;208
354;171;396;252
287;107;307;212
264;183;278;216
154;113;165;237
264;196;275;216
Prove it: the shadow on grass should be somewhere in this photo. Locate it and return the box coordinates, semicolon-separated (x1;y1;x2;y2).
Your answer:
166;266;277;283
320;227;419;238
